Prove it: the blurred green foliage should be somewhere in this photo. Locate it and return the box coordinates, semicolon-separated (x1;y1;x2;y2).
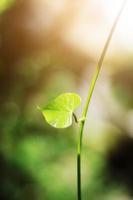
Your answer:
0;0;15;13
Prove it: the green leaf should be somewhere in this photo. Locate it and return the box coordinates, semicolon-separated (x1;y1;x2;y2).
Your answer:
39;93;81;128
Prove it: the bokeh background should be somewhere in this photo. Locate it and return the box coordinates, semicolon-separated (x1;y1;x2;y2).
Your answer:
0;0;133;199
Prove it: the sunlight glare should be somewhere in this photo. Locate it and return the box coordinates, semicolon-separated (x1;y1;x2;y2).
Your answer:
103;0;133;49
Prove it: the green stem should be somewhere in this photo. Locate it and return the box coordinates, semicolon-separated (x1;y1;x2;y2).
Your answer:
77;1;128;199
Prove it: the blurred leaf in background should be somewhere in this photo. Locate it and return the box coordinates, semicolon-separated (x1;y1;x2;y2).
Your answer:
0;0;15;13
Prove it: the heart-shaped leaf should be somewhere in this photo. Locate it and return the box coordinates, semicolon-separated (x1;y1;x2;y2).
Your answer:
39;93;81;128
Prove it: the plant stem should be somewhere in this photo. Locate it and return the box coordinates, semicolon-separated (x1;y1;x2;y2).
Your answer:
77;1;128;199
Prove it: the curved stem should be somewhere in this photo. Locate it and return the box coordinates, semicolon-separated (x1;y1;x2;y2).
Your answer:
77;1;128;199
